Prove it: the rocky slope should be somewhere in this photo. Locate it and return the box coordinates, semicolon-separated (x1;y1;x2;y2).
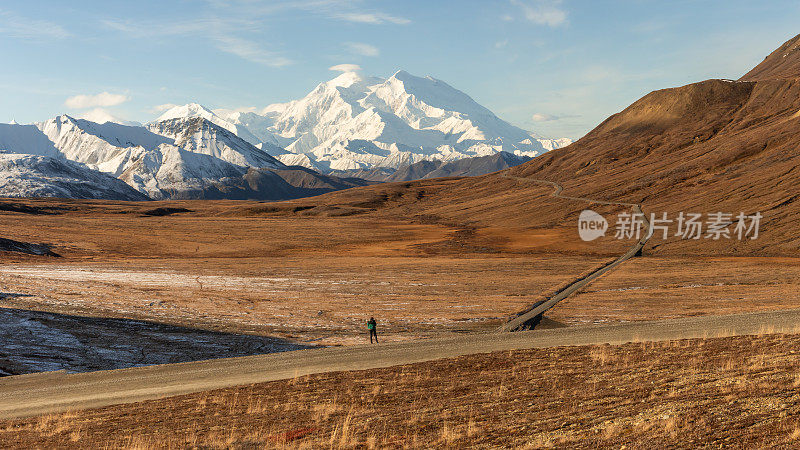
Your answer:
0;153;148;200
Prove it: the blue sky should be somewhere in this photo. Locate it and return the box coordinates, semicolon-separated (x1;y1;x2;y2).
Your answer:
1;0;798;139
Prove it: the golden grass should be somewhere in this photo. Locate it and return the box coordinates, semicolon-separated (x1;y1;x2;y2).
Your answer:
6;332;800;448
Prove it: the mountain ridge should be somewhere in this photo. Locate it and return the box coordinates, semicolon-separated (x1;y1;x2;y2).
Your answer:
0;69;571;201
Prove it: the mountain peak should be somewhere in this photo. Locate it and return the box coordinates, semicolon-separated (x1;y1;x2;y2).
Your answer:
740;33;800;82
55;114;78;125
327;71;364;88
388;70;438;84
390;69;411;79
155;103;217;122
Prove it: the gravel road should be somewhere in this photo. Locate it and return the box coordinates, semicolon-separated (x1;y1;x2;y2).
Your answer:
2;307;799;420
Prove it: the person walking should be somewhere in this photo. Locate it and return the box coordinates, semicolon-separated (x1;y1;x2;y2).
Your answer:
368;317;378;344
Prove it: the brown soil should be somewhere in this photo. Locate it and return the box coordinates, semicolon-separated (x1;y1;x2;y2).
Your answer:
4;333;800;448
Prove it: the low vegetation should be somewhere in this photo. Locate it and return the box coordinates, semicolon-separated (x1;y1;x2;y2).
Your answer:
4;333;800;448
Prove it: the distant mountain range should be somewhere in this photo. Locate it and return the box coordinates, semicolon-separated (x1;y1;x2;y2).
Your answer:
332;151;533;182
0;70;570;200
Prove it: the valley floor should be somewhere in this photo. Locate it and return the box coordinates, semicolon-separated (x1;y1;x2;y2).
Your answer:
0;254;589;347
3;196;800;365
3;332;800;448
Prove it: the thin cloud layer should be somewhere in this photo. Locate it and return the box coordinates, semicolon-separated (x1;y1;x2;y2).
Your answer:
0;9;71;39
214;35;294;67
335;12;410;25
345;42;379;57
510;0;567;27
65;92;130;109
531;113;557;122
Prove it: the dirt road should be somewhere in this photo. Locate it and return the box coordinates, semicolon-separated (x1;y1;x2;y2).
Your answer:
2;307;800;420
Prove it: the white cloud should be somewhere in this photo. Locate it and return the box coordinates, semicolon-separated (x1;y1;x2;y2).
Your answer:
0;9;71;39
345;42;379;57
495;40;509;49
77;108;140;126
151;103;179;113
335;12;410;25
532;113;557;122
213;35;293;67
64;92;130;109
510;0;567;27
329;64;362;73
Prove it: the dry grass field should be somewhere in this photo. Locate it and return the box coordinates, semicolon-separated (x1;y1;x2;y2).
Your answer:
4;194;800;345
548;256;800;325
0;195;611;344
4;332;800;448
0;254;596;345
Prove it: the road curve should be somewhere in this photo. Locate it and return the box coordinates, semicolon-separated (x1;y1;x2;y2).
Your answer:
2;308;800;420
498;175;651;331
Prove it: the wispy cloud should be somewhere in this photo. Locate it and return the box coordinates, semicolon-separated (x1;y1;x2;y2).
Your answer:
0;9;71;40
101;18;223;38
335;12;410;25
345;42;379;57
329;64;362;73
102;17;293;67
65;92;129;109
101;2;404;67
201;0;410;24
510;0;567;27
531;112;580;123
214;35;294;67
531;113;557;122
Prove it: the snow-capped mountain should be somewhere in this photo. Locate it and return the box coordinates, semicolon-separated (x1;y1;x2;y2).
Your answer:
0;115;285;199
0;69;570;200
200;70;571;172
0;114;374;200
0;153;148;200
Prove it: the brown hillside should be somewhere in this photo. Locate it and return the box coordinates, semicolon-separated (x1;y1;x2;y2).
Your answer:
509;34;800;255
741;33;800;81
268;34;800;256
